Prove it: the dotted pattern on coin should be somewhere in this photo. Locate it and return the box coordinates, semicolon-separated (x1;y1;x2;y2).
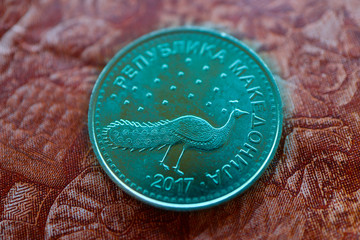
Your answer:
88;27;282;210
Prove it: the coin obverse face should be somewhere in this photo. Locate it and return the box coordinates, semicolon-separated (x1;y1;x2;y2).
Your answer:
88;27;282;210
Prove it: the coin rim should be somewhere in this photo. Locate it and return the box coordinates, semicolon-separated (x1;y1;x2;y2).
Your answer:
88;26;283;211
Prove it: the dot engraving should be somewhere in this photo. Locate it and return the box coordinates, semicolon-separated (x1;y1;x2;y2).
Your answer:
203;65;209;71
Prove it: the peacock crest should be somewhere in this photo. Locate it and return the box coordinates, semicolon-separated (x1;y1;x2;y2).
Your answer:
102;109;249;175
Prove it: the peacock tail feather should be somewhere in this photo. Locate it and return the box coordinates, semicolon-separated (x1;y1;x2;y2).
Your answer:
102;119;177;152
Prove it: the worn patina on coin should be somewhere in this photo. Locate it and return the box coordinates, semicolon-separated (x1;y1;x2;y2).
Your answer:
88;27;282;210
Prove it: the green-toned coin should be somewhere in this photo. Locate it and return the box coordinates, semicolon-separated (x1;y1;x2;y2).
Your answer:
88;27;282;210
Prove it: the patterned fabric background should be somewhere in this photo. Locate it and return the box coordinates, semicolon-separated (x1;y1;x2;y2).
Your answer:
0;0;359;239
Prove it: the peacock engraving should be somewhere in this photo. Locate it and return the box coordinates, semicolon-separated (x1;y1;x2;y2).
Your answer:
102;109;249;175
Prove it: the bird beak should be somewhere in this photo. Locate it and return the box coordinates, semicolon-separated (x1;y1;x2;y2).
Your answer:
237;109;250;116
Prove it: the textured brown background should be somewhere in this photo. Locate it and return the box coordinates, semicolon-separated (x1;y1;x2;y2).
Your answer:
0;0;360;239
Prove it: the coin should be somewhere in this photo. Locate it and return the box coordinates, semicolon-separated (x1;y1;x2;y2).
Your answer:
88;27;282;210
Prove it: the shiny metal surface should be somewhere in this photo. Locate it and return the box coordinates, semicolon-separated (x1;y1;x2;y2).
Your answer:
88;27;283;210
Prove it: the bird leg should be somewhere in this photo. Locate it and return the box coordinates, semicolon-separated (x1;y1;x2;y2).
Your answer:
173;146;185;175
159;145;171;170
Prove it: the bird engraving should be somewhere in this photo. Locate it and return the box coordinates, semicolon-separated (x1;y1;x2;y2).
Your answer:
102;109;249;175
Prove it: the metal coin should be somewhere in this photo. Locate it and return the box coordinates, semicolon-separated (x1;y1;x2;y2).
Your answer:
88;27;282;210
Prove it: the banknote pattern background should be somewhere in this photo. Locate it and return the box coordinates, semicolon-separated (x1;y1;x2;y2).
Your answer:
0;0;359;239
